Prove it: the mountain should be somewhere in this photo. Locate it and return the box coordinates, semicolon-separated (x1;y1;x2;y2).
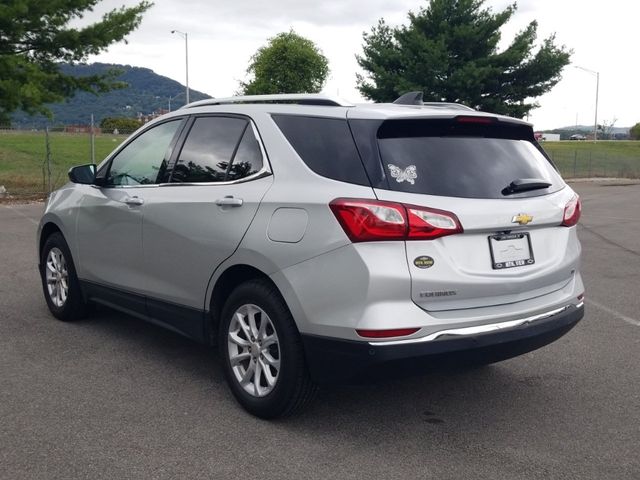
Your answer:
541;124;631;140
11;63;212;127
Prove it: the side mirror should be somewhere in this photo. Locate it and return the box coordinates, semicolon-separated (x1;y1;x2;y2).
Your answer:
68;164;96;184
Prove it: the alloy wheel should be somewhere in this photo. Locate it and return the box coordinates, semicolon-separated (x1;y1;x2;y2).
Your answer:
227;304;281;397
45;247;69;308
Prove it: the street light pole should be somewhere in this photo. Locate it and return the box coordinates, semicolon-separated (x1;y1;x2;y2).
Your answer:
171;30;189;105
574;65;599;142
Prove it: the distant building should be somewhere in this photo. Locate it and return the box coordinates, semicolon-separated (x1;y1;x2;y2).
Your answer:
64;125;101;134
534;132;561;141
138;108;170;124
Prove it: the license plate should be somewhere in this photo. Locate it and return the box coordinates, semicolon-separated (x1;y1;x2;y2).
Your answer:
488;233;535;269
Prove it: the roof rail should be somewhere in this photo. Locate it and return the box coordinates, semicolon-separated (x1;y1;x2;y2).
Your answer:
182;94;354;109
392;91;474;111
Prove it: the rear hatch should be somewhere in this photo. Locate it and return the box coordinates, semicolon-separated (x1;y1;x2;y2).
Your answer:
348;115;581;312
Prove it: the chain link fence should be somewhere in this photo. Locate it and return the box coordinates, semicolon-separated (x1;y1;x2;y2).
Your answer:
1;129;639;201
543;144;640;179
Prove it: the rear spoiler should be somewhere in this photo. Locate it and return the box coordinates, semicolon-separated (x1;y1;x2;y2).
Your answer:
376;116;535;141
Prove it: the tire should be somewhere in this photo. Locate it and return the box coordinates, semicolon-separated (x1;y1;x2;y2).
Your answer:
40;232;87;321
219;279;318;419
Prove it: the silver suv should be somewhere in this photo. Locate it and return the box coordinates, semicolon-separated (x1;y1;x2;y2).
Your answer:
38;93;584;418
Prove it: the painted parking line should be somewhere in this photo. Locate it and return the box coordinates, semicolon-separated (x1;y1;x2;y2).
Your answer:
586;298;640;327
2;204;39;225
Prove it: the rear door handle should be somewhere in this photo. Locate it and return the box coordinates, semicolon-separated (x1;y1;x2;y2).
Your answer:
124;196;144;206
215;196;243;207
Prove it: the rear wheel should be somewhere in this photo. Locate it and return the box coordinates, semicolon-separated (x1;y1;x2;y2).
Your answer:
219;279;318;418
40;232;87;321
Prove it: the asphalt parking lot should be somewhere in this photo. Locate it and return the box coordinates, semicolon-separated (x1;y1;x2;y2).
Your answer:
1;182;639;479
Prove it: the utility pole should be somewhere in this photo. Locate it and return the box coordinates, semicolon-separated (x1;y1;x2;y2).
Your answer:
44;126;52;193
90;114;96;164
574;65;600;142
168;91;185;112
594;71;599;142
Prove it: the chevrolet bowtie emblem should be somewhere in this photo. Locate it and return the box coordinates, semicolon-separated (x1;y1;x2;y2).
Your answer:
512;213;533;225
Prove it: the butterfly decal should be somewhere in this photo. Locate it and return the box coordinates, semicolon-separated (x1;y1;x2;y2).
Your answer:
387;164;418;184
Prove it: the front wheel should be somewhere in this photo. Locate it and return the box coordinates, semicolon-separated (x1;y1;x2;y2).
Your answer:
40;232;87;321
219;279;317;418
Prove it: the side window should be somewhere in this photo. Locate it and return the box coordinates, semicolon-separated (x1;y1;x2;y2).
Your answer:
272;115;369;186
171;117;252;183
107;120;182;186
227;125;263;181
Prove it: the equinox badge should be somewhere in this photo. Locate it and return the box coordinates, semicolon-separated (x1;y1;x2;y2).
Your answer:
512;213;533;225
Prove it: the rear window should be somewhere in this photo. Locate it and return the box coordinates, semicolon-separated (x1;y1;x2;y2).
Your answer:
375;119;564;199
272;115;369;186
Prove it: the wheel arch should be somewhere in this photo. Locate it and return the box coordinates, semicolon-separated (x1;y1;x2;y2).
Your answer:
39;221;63;255
208;264;272;343
207;264;296;346
38;215;71;269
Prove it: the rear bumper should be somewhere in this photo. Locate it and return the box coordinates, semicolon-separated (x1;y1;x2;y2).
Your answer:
301;303;584;384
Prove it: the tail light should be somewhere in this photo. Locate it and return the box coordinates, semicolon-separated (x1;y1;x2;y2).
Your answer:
562;194;581;227
329;198;463;242
405;204;463;240
356;328;420;338
329;199;407;242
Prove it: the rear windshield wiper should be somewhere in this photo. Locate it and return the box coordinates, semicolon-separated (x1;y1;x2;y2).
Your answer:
502;178;551;196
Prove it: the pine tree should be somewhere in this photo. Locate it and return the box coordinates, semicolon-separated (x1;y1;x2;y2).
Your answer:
357;0;571;118
0;0;152;123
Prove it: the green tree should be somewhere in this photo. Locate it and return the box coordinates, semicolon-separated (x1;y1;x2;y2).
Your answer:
100;116;141;132
357;0;571;118
240;31;329;95
0;0;152;124
630;123;640;140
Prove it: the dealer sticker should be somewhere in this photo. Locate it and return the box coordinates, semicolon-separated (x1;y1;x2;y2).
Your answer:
413;256;435;269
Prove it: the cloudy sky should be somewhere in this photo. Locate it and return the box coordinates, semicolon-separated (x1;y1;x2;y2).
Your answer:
86;0;638;130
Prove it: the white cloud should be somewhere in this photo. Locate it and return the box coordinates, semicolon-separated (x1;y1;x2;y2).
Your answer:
87;0;637;129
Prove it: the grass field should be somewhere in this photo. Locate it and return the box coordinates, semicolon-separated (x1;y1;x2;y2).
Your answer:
1;131;640;197
0;130;127;196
